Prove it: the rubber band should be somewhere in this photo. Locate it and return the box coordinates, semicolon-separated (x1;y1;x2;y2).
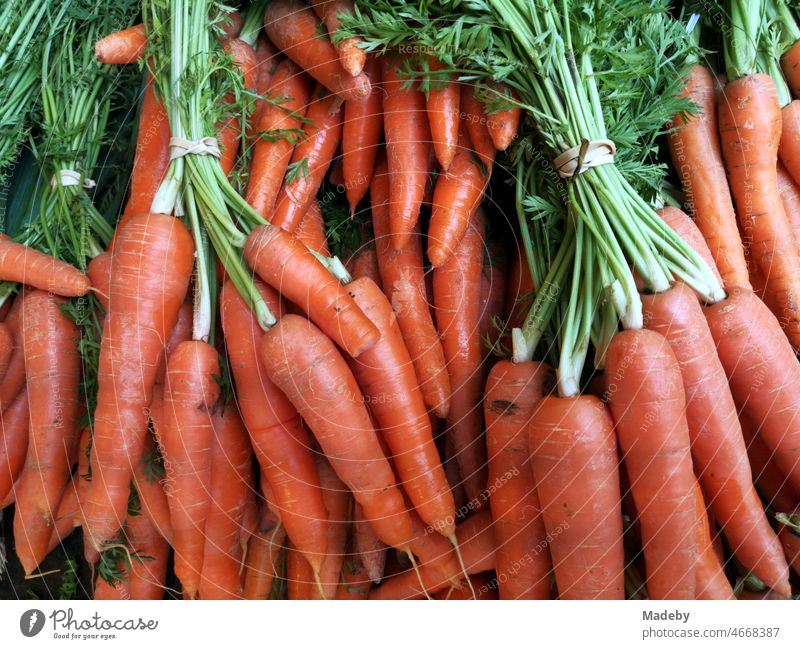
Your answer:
553;138;616;179
169;136;221;160
50;169;96;190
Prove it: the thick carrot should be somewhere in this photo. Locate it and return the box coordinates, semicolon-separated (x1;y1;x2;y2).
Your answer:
244;224;379;357
244;60;312;219
94;24;146;64
260;314;414;552
693;482;735;600
264;0;370;102
84;214;194;553
460;85;496;172
782;39;800;97
13;290;81;574
642;283;790;594
243;507;285;600
485;360;552;600
369;511;495;600
657;206;724;289
485;83;521;151
342;57;382;212
776;162;800;250
605;329;697;599
778;100;800;190
426;57;460;171
272;86;343;232
219;39;258;177
0;390;28;505
199;407;252;600
0;236;89;297
719;73;800;346
371;158;451;417
131;432;173;545
352;501;386;584
220;280;328;575
529;395;624;600
312;457;351;600
433;210;486;502
126;511;170;600
383;56;432;249
309;0;366;77
293;199;329;256
667;65;750;289
158;340;220;600
347;277;455;536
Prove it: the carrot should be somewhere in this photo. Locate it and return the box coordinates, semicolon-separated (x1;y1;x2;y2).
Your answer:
199;407;253;600
485;360;552;600
244;60;312;219
87;252;111;312
0;236;89;297
121;78;171;221
667;65;750;289
0;298;25;413
605;329;697;599
153;300;194;388
426;57;460;171
435;574;499;600
504;241;535;329
286;542;315;600
94;24;146;64
529;395;624;600
433;210;486;502
371;158;451;417
309;0;366;77
0;390;28;505
485;83;521;151
84;214;194;553
643;284;790;593
264;0;371;102
337;553;372;599
776;511;800;575
657;206;724;289
260;314;414;553
294;199;329;256
47;478;80;553
131;433;173;545
782;39;800;97
352;501;386;583
13;290;81;574
220;280;328;575
705;288;800;495
158;340;220;599
347;248;381;288
244;224;379;357
369;511;495;600
218;39;258;177
719;73;800;347
272;86;343;232
0;322;13;384
478;243;507;359
428;128;490;267
383;56;432;250
94;568;130;600
342;57;382;212
246;35;281;143
776;162;800;250
779;100;800;190
243;507;285;600
126;511;170;600
692;482;734;600
312;457;351;600
460;85;496;172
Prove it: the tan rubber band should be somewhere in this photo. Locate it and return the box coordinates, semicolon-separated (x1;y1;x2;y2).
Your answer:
169;136;221;160
553;138;616;179
50;169;96;190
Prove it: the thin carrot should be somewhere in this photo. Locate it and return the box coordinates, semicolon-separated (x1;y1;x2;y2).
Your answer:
371;158;451;417
0;322;13;384
0;298;25;413
485;360;552;600
312;456;351;600
347;248;381;288
342;57;382;212
529;395;624;600
668;64;750;289
13;290;81;575
218;39;258;177
692;481;735;600
776;511;800;576
47;478;80;554
84;214;194;553
426;57;460;171
293;199;329;256
485;83;521;151
272;86;343;232
383;55;432;250
309;0;366;77
433;210;486;503
336;553;372;599
0;236;89;297
0;390;28;505
657;206;724;289
286;542;315;600
246;35;281;143
605;329;697;600
94;24;146;64
260;314;414;553
460;85;496;172
244;224;379;357
94;568;130;600
126;511;170;600
243;507;285;600
352;501;386;584
131;433;173;545
264;0;370;102
244;60;312;219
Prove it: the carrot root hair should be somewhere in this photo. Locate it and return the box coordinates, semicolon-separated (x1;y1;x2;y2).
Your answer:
449;533;476;600
405;550;432;600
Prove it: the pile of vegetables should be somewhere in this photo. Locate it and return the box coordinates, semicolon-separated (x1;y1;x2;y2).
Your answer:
1;0;800;601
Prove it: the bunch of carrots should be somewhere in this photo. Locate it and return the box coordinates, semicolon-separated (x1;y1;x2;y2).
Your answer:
0;0;799;601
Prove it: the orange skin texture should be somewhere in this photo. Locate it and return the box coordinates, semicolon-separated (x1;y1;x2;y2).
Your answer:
347;277;455;537
94;24;146;64
264;0;370;102
260;314;414;552
84;214;194;554
243;509;285;600
383;56;432;250
244;224;379;357
776;162;800;253
658;206;723;289
353;500;386;584
0;322;13;382
132;433;173;544
529;395;625;600
781;39;800;99
336;553;372;600
705;288;800;496
13;291;81;574
426;58;460;171
218;39;258;178
87;252;111;311
342;57;382;212
272;87;343;232
719;74;800;346
220;280;328;575
643;284;790;595
778;100;800;191
126;511;170;600
293;199;329;256
286;542;315;600
777;512;800;576
485;360;552;600
244;60;312;219
693;482;735;600
668;65;749;289
309;0;366;77
346;248;381;288
485;83;521;151
460;85;496;172
246;35;281;143
0;298;26;413
371;158;451;417
47;478;79;554
433;210;487;503
0;235;89;297
0;391;28;506
311;457;351;600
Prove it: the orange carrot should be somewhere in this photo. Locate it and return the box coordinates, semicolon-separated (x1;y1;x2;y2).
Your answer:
312;457;351;600
0;322;13;385
246;35;281;143
776;162;800;250
0;298;25;413
776;511;800;576
293;199;329;256
309;0;366;77
219;39;258;177
782;39;800;97
47;478;80;553
243;507;285;600
336;553;372;599
426;57;460;171
657;206;724;289
94;24;146;64
126;511;170;600
692;482;735;600
485;83;521;151
0;390;28;505
347;248;381;288
460;85;496;172
779;100;800;190
0;236;89;297
352;501;386;584
131;433;173;545
286;542;315;600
